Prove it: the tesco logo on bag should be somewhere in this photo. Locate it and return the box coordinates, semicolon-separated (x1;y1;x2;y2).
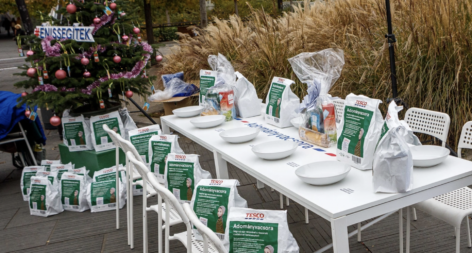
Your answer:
99;115;110;119
245;213;265;220
210;180;223;185
138;128;149;133
355;100;368;108
277;78;285;83
159;136;168;140
175;155;186;160
67;175;75;179
33;179;41;183
69;119;76;122
103;168;114;173
204;71;212;75
56;166;64;169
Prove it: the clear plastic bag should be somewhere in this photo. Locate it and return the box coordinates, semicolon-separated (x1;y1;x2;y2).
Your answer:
288;48;345;147
149;78;197;102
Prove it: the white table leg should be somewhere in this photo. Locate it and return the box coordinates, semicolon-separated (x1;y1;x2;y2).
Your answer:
399;209;403;253
331;216;350;253
161;120;170;134
213;150;229;179
256;180;265;189
406;207;410;253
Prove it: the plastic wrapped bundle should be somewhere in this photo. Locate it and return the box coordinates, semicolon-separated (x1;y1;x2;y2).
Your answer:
288;48;345;147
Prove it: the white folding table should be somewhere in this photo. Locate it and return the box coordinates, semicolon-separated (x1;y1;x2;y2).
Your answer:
161;114;472;252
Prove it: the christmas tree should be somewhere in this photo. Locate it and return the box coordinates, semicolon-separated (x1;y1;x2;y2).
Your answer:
14;0;156;122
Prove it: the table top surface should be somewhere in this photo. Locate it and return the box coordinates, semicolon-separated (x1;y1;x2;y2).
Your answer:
162;112;472;219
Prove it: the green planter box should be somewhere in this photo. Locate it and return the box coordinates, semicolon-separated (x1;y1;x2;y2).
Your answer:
59;143;125;177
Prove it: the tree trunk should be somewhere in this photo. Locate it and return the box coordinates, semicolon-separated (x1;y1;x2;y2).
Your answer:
234;0;239;16
15;0;33;34
277;0;283;11
143;0;154;44
289;0;293;11
165;9;170;25
199;0;208;27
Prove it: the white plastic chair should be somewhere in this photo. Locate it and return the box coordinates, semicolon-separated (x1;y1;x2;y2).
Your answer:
127;151;183;253
407;121;472;253
182;203;226;253
147;171;225;253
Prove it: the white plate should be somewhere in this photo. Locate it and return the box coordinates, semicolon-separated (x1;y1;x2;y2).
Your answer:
220;127;260;143
410;145;450;167
173;106;203;118
252;141;298;160
295;161;351;185
291;117;303;128
190;115;225;129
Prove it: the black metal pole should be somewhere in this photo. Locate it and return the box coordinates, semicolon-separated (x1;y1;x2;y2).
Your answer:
127;98;157;124
385;0;398;98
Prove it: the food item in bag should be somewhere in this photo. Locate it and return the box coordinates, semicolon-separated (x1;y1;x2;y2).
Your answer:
50;163;74;181
234;72;261;118
191;179;248;241
128;125;161;164
264;77;300;128
29;176;63;217
148;134;184;183
21;166;46;201
62;114;93;152
90;111;125;152
322;101;337;142
223;208;299;253
60;172;90;212
36;171;59;187
202;86;236;121
336;94;384;170
164;153;211;203
86;178;126;212
41;160;60;171
199;70;217;105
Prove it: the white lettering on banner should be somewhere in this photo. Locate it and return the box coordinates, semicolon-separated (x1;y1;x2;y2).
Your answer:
244;123;315;150
34;26;95;42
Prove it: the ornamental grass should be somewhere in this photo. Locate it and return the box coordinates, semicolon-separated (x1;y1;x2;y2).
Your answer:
159;0;472;149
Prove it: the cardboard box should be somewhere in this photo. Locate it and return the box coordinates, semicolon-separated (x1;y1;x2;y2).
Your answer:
154;93;199;115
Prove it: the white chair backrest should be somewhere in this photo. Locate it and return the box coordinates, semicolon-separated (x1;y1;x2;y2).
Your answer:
147;172;190;225
103;124;122;148
127;151;151;183
404;107;450;147
457;121;472;159
116;134;142;162
333;99;345;123
182;203;226;253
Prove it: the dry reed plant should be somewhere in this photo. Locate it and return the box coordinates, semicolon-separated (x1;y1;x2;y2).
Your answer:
159;0;472;149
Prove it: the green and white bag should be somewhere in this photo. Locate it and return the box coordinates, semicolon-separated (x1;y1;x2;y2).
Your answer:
21;166;46;201
93;165;127;185
148;135;184;183
128;125;161;164
336;94;384;170
62;113;93;152
50;163;74;181
90;111;125;152
264;77;300;128
164;153;211;203
29;176;63;217
86;178;126;212
199;70;217;105
41;160;60;171
223;208;299;253
36;171;59;187
60;172;90;212
191;179;248;241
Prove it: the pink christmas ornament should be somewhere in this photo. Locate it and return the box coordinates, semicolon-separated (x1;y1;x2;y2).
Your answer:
83;70;91;78
113;55;121;63
81;57;90;66
133;27;140;34
21;92;28;97
121;35;129;41
125;90;133;98
26;50;34;57
50;115;61;127
66;3;77;14
93;16;101;24
109;2;117;10
120;12;126;17
55;69;67;80
27;68;36;77
155;55;163;62
25;110;31;118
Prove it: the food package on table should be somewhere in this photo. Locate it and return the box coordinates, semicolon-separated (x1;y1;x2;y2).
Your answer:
223;207;300;253
264;77;300;128
60;172;90;212
336;93;384;170
148;134;184;183
164;153;211;203
190;179;248;241
21;166;46;201
199;70;217;105
201;53;236;121
234;72;261;118
373;101;414;193
288;49;345;147
29;175;63;217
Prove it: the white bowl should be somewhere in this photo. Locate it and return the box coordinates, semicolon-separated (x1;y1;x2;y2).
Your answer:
190;115;225;129
410;145;450;167
173;106;203;118
220;127;260;143
295;161;351;185
252;141;298;160
291;117;303;128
